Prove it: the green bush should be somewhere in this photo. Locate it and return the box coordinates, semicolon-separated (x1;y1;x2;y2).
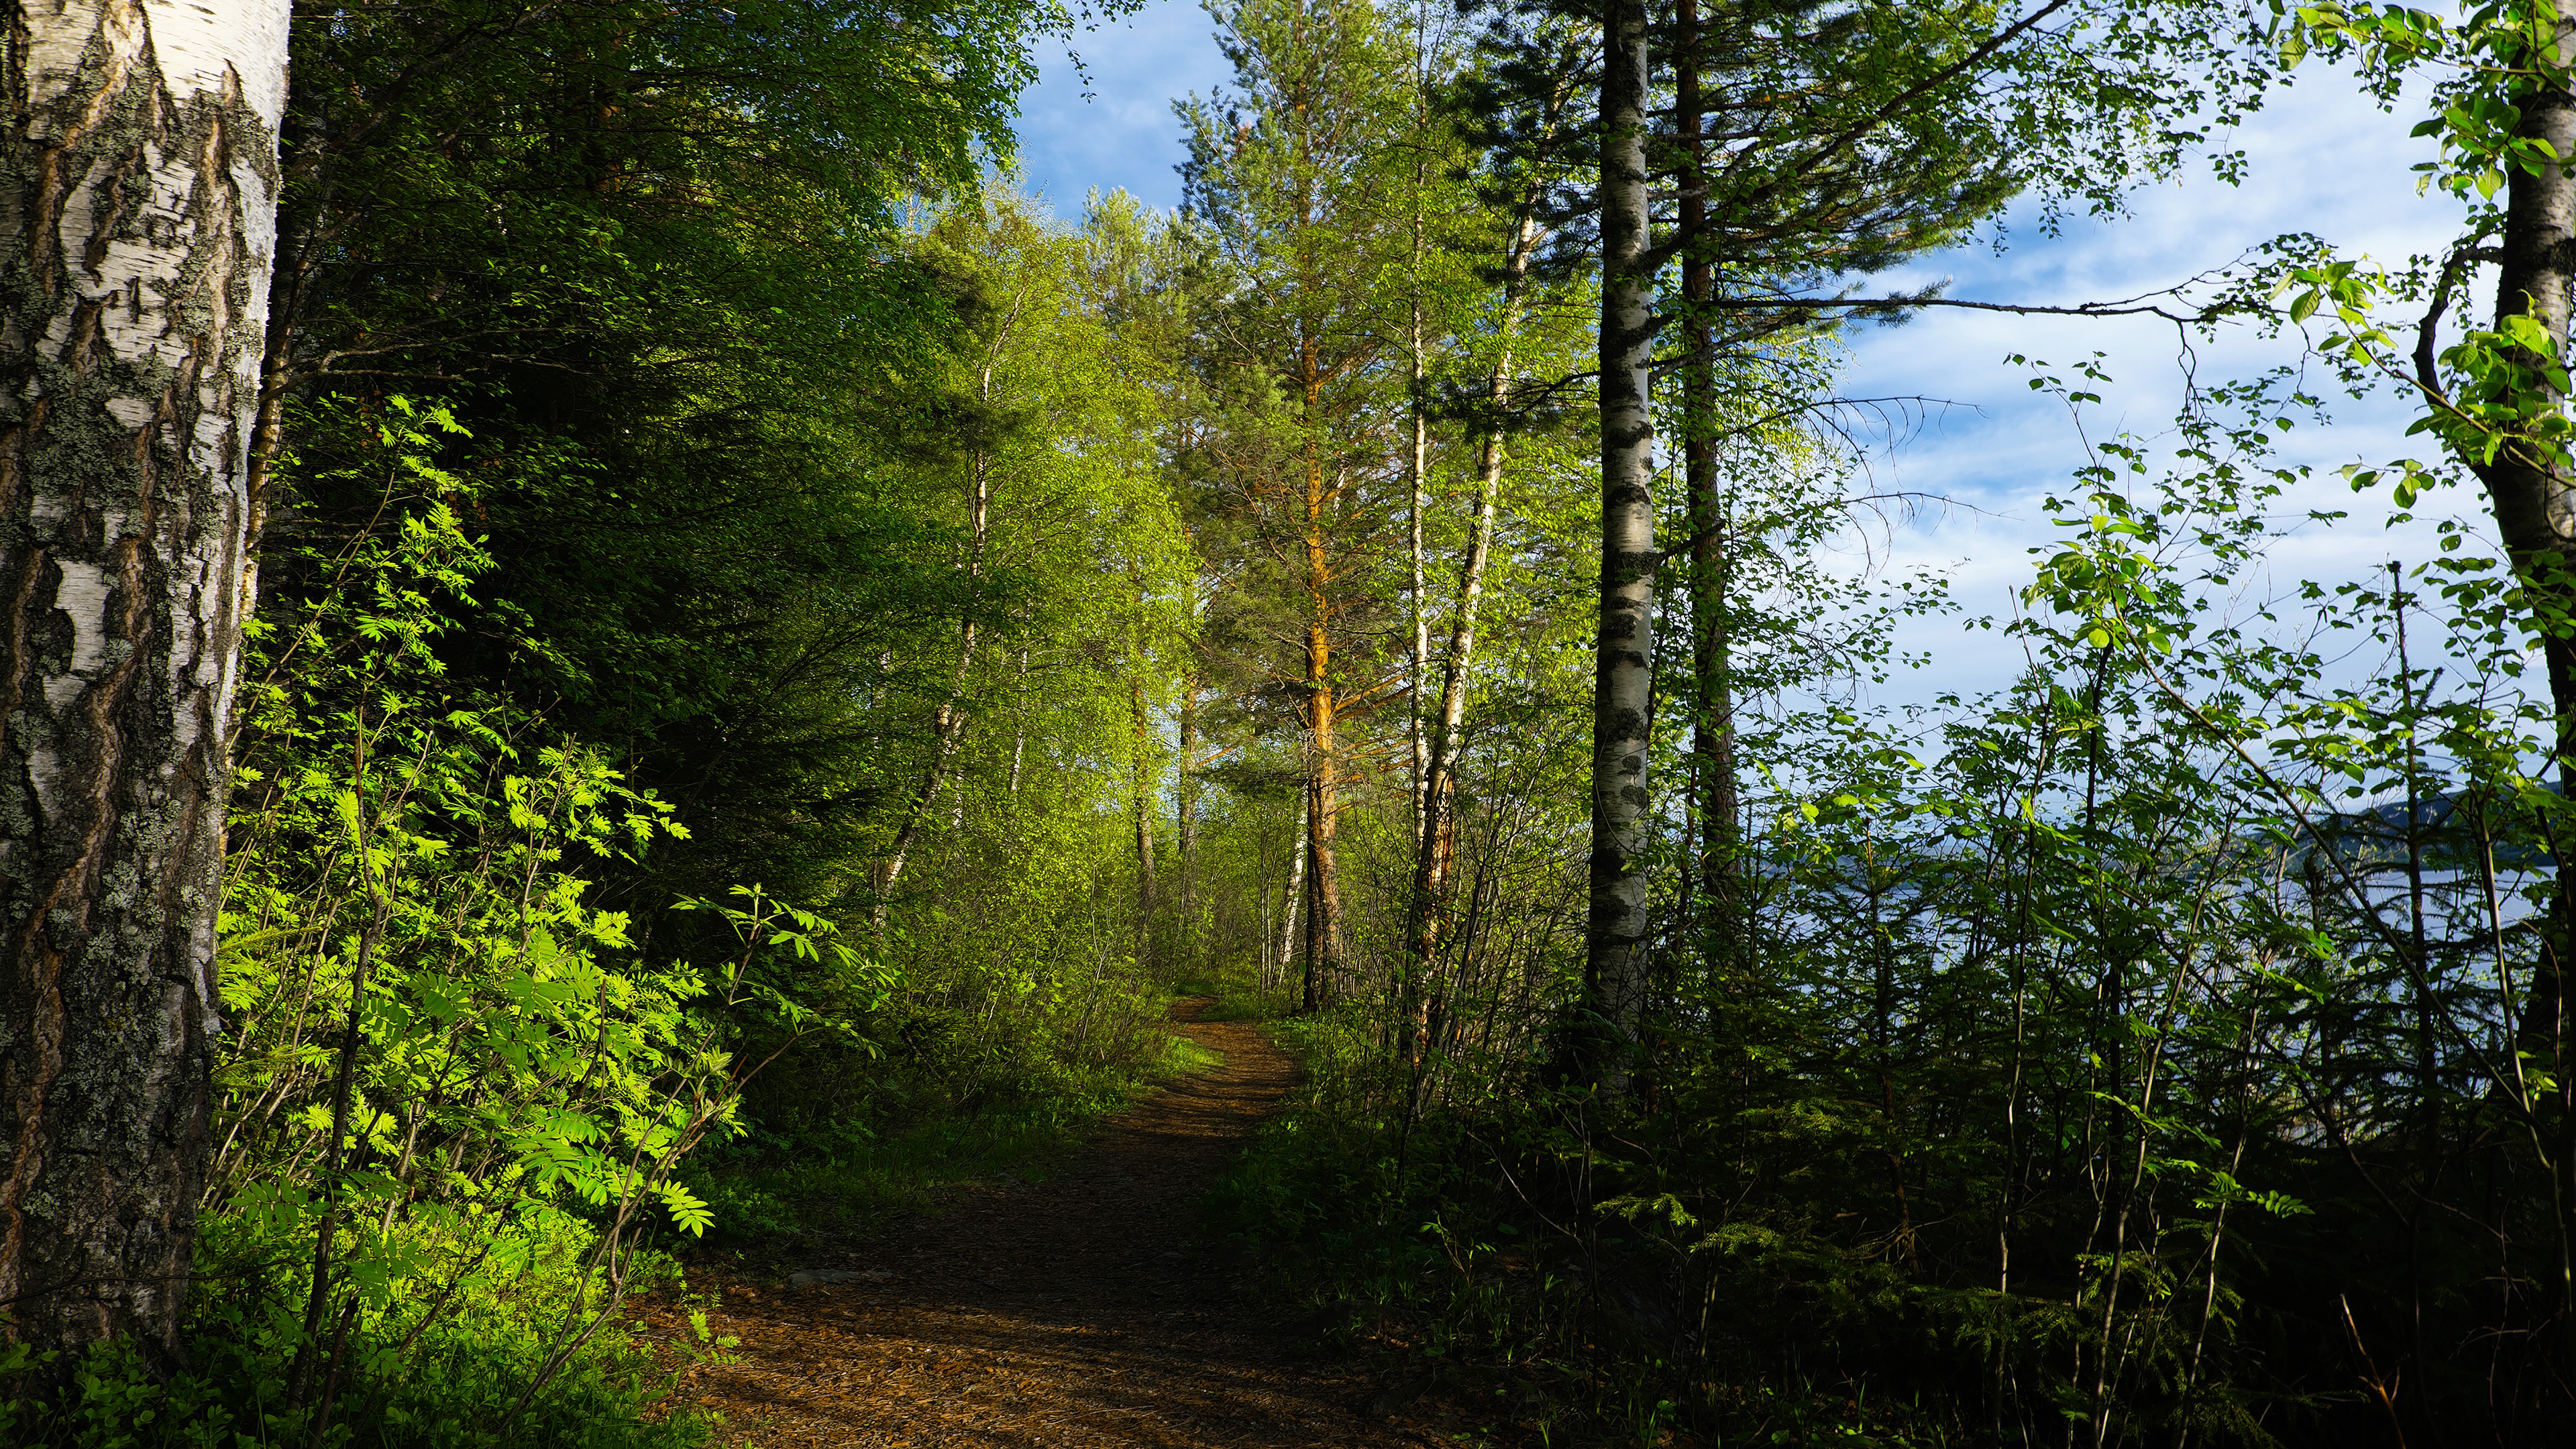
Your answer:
0;1246;712;1448
112;400;828;1448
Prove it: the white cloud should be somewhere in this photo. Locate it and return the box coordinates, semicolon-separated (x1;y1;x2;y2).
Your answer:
1012;0;1232;213
1010;23;2502;714
1839;69;2486;711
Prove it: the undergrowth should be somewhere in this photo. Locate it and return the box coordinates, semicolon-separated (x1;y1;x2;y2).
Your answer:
1205;1005;2003;1449
0;1002;1231;1448
682;1003;1228;1259
0;409;1214;1448
1170;976;1291;1023
0;1242;714;1449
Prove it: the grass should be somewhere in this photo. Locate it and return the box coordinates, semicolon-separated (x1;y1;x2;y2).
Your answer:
1172;1035;1228;1071
682;1013;1236;1266
1169;977;1289;1023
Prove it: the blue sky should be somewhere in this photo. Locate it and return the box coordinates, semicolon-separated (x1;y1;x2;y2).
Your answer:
1006;4;2486;710
1012;0;1228;215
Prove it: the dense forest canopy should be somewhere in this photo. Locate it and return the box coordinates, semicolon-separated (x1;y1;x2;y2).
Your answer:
10;0;2576;1444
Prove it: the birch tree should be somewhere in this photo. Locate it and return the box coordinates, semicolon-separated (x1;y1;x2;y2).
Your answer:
2280;0;2576;1374
1401;21;1589;1057
863;191;1181;938
1585;0;1656;1093
0;0;290;1364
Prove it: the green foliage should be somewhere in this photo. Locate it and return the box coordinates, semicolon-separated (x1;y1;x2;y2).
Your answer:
111;405;828;1446
0;1274;710;1448
258;0;1128;920
25;0;1322;1438
74;0;2576;1442
223;521;714;1240
1188;343;2576;1444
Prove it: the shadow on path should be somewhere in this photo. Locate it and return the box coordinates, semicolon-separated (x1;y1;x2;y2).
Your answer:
661;1001;1410;1447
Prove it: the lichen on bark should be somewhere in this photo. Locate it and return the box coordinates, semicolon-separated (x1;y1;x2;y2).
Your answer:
0;0;285;1366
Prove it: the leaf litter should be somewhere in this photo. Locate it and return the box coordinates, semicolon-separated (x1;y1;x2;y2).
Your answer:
636;1002;1431;1446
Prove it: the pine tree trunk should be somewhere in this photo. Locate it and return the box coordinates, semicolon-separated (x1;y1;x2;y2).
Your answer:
1585;0;1657;1097
1300;424;1342;1012
1676;0;1741;955
1303;644;1342;1012
0;0;289;1366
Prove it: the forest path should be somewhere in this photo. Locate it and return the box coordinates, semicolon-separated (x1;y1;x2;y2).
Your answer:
663;1001;1416;1447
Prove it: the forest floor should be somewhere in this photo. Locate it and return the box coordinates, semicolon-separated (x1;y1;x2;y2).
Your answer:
641;1001;1445;1447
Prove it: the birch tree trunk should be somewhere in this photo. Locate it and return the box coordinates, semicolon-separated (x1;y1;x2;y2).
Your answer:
875;300;1017;932
1007;645;1029;794
1585;0;1657;1097
1176;669;1198;969
1277;788;1307;993
1130;674;1157;962
2467;0;2576;1344
1405;207;1539;1058
1411;325;1432;845
1405;0;1430;859
0;0;288;1363
872;625;973;934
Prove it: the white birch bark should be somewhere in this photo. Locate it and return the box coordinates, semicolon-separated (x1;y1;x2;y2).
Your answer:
0;0;288;1362
873;287;1022;932
1408;306;1428;851
1587;0;1656;1097
1007;645;1029;794
1277;791;1307;989
1409;210;1538;977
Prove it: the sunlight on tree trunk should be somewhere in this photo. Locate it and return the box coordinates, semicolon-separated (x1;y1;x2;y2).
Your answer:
2485;0;2576;1347
1301;449;1344;1010
1585;0;1656;1097
0;0;289;1368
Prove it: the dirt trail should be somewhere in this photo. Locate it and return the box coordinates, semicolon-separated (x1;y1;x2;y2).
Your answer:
655;1003;1413;1447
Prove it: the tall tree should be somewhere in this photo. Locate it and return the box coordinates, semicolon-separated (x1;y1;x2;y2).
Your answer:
2284;0;2576;1371
1456;0;2259;1095
1180;0;1414;1010
1674;0;1737;948
1395;21;1588;1061
1402;196;1546;1051
0;0;290;1366
1653;0;2089;997
1585;0;1657;1091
